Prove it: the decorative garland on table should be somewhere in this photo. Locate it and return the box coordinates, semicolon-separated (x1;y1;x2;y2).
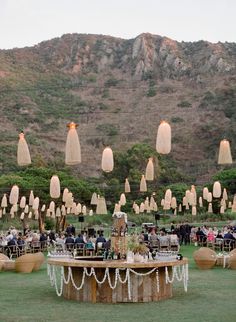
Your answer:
47;263;188;300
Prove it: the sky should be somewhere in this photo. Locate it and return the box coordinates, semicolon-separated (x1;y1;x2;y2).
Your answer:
0;0;236;49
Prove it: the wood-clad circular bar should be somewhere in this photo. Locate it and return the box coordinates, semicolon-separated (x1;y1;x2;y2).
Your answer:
48;258;188;303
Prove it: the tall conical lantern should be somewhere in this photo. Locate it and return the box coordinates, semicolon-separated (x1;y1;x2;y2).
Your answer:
62;188;69;202
17;132;31;166
199;197;203;208
32;197;39;210
207;192;212;203
29;190;34;206
49;201;55;213
140;175;147;192
50;175;61;199
9;185;19;205
65;122;81;165
218;139;233;165
20;196;26;209
101;147;114;172
156;121;171;154
124;178;131;193
192;206;197;216
164;189;172;204
119;193;126;206
213;181;221;198
140;202;145;213
171;197;177;209
90;192;98;205
145;158;154;181
114;203;121;213
96;196;107;215
178;204;182;212
223;188;228;201
1;194;8;208
208;203;213;213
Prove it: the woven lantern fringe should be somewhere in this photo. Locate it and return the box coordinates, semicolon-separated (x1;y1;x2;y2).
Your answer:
125;178;131;193
213;181;221;198
218;139;233;164
140;175;147;192
65;122;81;165
145;158;154;181
17;132;31;166
156;121;171;154
182;196;188;207
50;175;61;199
9;185;19;205
76;203;82;214
29;190;34;206
101;147;114;172
90;192;98;205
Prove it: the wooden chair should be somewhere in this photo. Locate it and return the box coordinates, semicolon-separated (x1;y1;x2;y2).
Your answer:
159;238;170;251
6;245;19;259
223;239;235;252
65;243;75;252
31;241;41;253
40;241;48;252
75;243;85;256
213;238;223;252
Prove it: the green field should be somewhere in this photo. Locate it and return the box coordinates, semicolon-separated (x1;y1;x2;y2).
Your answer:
0;246;236;322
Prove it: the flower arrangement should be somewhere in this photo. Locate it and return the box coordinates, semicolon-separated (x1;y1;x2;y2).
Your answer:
128;235;149;255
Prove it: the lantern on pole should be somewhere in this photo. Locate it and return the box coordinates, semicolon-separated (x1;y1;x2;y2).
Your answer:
9;185;19;205
125;178;131;193
17;132;31;166
65;122;81;165
145;158;154;181
213;181;221;198
50;175;61;199
140;175;147;192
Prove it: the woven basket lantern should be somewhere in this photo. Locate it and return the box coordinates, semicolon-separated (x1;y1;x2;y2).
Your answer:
178;204;182;212
101;147;114;172
207;192;212;203
125;178;131;193
119;193;126;206
145;158;154;181
140;175;147;192
156;121;171;154
1;194;7;208
171;197;177;209
90;192;98;205
223;188;228;201
62;188;69;202
9;185;19;205
96;196;107;215
218;139;233;165
50;175;61;199
213;181;221;198
199;196;203;207
208;203;213;213
17;132;31;166
164;189;172;204
140;202;145;213
29;190;34;206
203;187;209;200
32;197;39;211
193;247;217;269
192;206;197;216
19;196;26;209
65;122;81;165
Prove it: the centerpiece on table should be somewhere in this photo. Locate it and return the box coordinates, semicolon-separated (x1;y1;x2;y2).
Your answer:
127;235;149;263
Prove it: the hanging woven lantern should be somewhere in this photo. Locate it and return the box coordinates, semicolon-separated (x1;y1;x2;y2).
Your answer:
182;196;188;207
218;139;233;164
0;209;2;218
113;203;121;213
119;193;126;206
171;197;177;209
220;206;225;214
65;192;73;208
203;187;209;200
61;205;66;216
62;188;69;203
140;175;147;192
20;212;25;220
90;192;98;205
163;201;170;210
19;196;26;209
207;192;212;203
144;197;149;210
185;203;190;210
34;210;39;220
56;207;61;217
71;202;77;214
29;190;34;206
65;122;81;165
189;192;195;206
28;211;32;219
50;175;61;199
41;204;46;212
9;185;19;205
208;203;213;213
125;178;131;193
2;208;6;215
1;194;7;208
153;202;158;212
24;205;29;214
96;196;107;214
161;199;165;207
32;197;39;210
164;189;172;204
156;121;171;154
17;132;31;166
223;188;228;201
199;197;203;208
192;206;197;216
101;147;114;172
140;202;145;213
145;158;154;181
76;203;82;214
49;201;55;213
134;205;140;214
82;205;87;215
12;204;18;213
46;209;51;217
213;181;221;198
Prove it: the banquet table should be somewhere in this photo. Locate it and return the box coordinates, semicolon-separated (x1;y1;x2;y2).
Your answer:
47;257;188;303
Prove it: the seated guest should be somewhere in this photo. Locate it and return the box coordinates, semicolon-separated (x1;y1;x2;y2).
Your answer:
17;233;25;248
196;227;207;243
85;237;95;250
65;234;74;244
75;233;85;244
224;230;236;241
216;230;223;239
39;232;48;242
96;234;106;247
207;228;215;242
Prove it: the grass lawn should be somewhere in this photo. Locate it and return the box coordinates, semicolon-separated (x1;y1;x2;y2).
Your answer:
0;246;236;322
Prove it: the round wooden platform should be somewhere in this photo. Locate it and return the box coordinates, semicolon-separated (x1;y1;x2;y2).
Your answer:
48;257;188;303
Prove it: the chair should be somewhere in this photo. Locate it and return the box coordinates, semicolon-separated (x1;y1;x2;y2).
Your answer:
31;241;41;253
150;239;159;250
75;243;85;256
223;239;235;252
170;239;180;252
6;245;19;259
96;242;105;256
159;238;170;251
65;243;75;252
213;238;223;252
40;241;48;252
17;244;27;256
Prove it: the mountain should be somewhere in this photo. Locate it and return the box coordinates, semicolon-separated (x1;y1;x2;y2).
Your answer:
0;33;236;183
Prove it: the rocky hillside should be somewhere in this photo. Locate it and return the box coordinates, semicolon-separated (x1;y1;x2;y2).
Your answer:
0;33;236;183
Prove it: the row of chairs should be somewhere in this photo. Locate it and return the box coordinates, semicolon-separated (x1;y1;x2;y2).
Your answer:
144;239;180;252
54;242;105;256
1;241;48;259
197;238;236;252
